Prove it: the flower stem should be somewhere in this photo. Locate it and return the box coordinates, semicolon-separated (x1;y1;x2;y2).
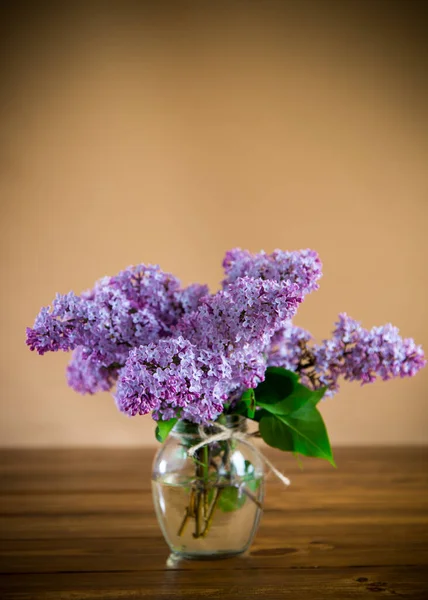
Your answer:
201;487;223;538
188;487;196;517
202;445;209;480
202;445;209;520
177;507;190;537
177;445;217;539
193;490;202;538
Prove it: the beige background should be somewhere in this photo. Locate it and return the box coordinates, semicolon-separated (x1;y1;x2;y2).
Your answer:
1;3;427;447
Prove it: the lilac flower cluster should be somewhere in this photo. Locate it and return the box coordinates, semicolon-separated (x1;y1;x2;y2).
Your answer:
27;248;425;425
223;248;322;296
116;277;302;422
67;348;118;394
269;324;313;371
177;277;301;353
27;265;208;393
115;337;228;422
268;314;426;394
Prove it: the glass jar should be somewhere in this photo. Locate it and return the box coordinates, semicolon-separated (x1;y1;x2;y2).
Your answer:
152;415;264;559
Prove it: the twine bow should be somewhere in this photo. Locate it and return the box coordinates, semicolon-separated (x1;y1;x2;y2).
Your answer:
187;422;291;487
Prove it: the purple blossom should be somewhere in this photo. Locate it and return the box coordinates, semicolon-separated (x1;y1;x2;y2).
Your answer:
27;265;208;397
317;314;426;390
67;347;119;394
27;250;425;426
116;277;302;422
116;338;268;424
177;277;302;353
269;313;426;395
222;248;322;296
268;323;312;370
26;265;208;371
115;337;227;423
26;293;93;355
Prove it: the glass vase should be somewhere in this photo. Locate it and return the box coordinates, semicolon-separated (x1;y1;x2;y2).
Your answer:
152;415;264;559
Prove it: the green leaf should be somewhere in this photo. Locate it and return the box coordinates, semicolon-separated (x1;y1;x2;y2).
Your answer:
267;367;300;385
232;388;256;418
251;408;270;422
217;487;247;512
255;370;331;463
303;385;327;407
259;414;294;451
236;388;256;418
242;459;261;493
155;418;178;443
254;367;299;405
259;406;335;466
215;460;261;512
258;384;327;416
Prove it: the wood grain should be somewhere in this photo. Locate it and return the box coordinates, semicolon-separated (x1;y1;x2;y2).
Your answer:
1;447;427;599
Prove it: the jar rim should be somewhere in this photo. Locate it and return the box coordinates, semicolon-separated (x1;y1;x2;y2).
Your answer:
171;414;247;437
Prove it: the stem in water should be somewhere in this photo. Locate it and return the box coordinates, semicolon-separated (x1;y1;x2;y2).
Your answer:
201;487;223;538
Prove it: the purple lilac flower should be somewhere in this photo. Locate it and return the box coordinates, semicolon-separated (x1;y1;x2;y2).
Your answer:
28;250;425;425
268;323;313;370
27;265;208;392
115;337;228;423
116;340;268;423
315;314;426;391
67;347;119;394
178;277;302;353
222;248;322;296
269;313;426;395
26;292;95;354
116;277;302;422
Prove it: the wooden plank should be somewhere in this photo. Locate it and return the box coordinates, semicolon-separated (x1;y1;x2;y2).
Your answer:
0;448;427;598
2;487;427;516
1;567;427;599
1;446;426;474
1;447;426;493
2;509;428;540
1;531;428;573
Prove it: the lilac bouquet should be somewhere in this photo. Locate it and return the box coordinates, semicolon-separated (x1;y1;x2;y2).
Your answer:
27;249;425;544
27;248;425;437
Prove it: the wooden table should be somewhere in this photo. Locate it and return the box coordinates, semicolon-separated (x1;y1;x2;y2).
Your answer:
1;447;427;599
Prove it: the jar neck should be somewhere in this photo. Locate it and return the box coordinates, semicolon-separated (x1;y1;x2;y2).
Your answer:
171;415;247;438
